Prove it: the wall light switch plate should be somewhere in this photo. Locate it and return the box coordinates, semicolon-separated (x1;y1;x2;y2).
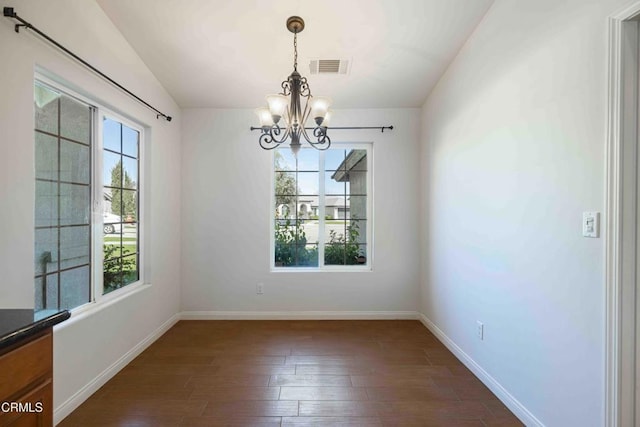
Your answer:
582;212;599;238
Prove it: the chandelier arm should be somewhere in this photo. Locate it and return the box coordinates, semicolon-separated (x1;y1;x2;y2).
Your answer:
258;125;291;150
316;135;332;150
300;95;312;129
272;125;291;144
300;95;331;147
258;132;282;150
281;80;291;96
301;126;331;150
312;126;327;141
299;76;311;98
282;108;290;129
308;134;331;150
289;75;302;128
299;124;314;144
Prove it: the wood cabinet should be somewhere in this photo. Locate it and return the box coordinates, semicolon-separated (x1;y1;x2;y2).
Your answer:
0;329;53;427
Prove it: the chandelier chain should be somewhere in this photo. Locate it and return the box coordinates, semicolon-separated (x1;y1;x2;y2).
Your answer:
293;31;298;71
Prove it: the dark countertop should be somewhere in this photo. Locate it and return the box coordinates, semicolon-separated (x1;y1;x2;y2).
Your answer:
0;309;70;351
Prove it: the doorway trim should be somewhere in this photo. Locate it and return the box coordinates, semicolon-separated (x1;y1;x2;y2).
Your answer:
606;2;640;426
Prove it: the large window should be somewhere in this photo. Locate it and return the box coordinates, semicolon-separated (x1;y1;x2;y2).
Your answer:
272;145;371;270
34;80;144;313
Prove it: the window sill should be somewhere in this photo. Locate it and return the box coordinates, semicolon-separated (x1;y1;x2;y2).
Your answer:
54;282;151;330
270;266;373;273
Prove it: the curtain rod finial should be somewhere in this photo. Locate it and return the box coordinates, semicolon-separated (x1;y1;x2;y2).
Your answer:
3;7;16;17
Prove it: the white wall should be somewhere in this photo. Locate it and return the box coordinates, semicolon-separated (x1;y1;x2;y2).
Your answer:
0;0;181;421
5;0;628;424
419;0;631;425
181;108;420;315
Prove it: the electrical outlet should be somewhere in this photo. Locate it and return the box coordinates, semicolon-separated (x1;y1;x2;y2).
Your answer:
256;283;264;295
477;321;484;340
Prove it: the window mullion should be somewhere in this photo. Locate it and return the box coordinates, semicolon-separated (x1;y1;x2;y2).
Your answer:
56;97;62;309
93;110;105;301
318;151;325;267
367;145;372;268
294;156;299;266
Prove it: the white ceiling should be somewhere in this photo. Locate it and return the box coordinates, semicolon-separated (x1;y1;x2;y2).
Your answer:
96;0;494;109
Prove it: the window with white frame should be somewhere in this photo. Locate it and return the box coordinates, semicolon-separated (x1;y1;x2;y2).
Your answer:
272;145;371;269
34;79;143;313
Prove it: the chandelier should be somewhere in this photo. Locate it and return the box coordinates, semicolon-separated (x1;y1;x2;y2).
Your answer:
255;16;332;154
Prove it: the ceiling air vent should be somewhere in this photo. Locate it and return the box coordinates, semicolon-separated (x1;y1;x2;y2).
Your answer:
309;59;350;75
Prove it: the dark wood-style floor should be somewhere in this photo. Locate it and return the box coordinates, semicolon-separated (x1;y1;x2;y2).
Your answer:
59;320;523;426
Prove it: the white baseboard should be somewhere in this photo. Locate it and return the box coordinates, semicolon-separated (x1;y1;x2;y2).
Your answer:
53;313;180;425
417;313;544;427
180;310;420;320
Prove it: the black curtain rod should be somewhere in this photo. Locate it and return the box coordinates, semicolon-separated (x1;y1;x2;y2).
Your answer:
3;7;172;122
250;126;394;132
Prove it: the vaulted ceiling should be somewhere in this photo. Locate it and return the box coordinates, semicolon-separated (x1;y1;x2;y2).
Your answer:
97;0;494;108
